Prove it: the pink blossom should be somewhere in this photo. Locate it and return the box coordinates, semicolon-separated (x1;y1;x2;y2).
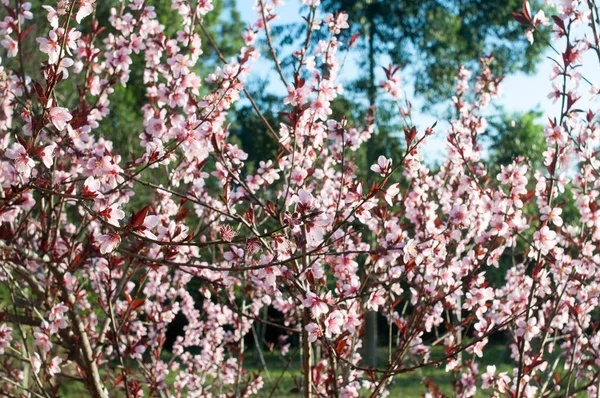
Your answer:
197;0;214;16
1;35;17;57
41;6;59;29
481;365;496;389
449;203;469;225
242;29;257;46
516;317;540;342
48;304;69;332
82;176;103;199
31;353;42;374
0;324;12;355
324;310;344;338
547;82;562;103
303;292;329;319
540;205;563;227
370;155;392;176
40;143;57;168
48;106;73;131
367;290;386;312
36;30;61;64
100;204;125;227
525;28;535;44
310;98;332;121
34;331;52;355
97;234;121;254
75;0;95;23
481;365;510;392
6;143;35;176
384;183;400;206
146;118;167;137
302;0;321;6
138;215;159;239
533;10;550;26
295;189;315;212
220;225;237;242
48;357;62;376
305;322;321;343
291;167;308;185
532;225;557;255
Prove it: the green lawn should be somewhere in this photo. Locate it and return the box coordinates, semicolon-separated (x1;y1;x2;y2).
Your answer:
243;345;513;397
58;344;587;397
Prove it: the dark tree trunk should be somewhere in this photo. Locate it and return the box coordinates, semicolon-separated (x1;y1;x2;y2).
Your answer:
364;20;378;369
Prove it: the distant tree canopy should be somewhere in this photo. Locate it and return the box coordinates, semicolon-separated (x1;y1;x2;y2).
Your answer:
487;110;546;172
320;0;550;105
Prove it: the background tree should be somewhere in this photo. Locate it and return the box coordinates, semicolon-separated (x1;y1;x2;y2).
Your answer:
321;0;550;105
487;110;546;173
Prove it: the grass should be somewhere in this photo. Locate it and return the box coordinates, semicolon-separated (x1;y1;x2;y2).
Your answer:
58;343;588;397
243;345;513;397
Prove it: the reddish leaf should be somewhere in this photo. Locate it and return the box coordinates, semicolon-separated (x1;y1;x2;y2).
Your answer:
335;337;348;356
19;23;36;42
404;258;416;272
175;207;190;223
404;126;417;146
130;205;150;228
348;33;360;49
130;299;145;311
16;135;28;150
394;318;403;329
266;201;276;216
512;12;531;25
115;374;123;387
368;182;380;197
245;206;255;224
551;15;565;33
3;5;16;19
306;269;315;286
70;115;89;130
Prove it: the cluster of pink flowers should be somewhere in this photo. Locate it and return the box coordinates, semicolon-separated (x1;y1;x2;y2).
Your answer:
1;0;600;397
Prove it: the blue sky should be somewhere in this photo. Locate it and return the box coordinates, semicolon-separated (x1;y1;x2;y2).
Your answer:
236;1;599;163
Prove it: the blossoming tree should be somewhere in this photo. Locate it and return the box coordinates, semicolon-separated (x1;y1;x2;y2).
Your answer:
1;0;600;397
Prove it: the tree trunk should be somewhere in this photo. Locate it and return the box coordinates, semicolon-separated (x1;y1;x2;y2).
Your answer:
302;307;312;398
364;20;378;369
365;310;378;367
